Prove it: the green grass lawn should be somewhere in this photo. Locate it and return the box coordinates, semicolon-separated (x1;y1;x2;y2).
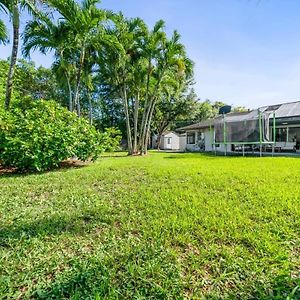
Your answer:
0;152;299;299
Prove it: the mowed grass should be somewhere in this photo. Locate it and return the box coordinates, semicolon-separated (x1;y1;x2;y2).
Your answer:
0;152;299;299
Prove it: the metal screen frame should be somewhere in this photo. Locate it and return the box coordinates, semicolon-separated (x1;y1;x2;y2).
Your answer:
211;111;276;156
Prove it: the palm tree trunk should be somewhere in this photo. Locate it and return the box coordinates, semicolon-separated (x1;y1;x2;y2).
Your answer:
133;91;139;154
65;72;73;111
121;84;133;155
139;72;164;154
140;101;151;155
74;47;86;117
138;58;152;152
139;96;154;154
143;99;156;155
140;90;159;154
88;88;92;126
5;5;19;109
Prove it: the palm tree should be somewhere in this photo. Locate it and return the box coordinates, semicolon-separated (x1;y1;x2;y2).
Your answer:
99;16;192;155
98;14;147;154
153;65;195;150
24;0;115;117
82;46;99;125
138;20;167;155
52;57;75;111
23;16;76;111
0;0;43;109
46;0;109;117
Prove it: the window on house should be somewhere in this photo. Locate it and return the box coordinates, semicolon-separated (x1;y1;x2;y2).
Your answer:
167;137;171;144
288;127;300;143
187;132;196;144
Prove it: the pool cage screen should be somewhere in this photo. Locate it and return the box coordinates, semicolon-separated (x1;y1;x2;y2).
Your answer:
213;109;276;155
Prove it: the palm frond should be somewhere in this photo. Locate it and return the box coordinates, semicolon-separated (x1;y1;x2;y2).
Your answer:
153;19;165;33
0;18;8;44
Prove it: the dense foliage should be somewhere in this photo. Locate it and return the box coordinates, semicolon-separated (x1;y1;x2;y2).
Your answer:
0;100;103;171
0;59;60;103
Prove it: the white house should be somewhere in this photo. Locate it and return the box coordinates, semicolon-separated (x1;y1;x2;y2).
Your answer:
177;100;300;154
177;119;215;152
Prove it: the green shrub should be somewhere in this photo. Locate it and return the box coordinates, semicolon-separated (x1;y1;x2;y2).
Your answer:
101;127;122;152
0;100;104;171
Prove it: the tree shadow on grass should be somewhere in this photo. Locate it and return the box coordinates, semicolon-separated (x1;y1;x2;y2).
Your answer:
101;151;129;158
163;153;221;159
0;211;113;247
0;160;87;178
31;262;111;299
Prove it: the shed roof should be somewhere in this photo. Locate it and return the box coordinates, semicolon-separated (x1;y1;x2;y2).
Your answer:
161;131;180;137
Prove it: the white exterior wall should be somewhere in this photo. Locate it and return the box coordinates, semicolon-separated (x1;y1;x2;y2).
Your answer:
214;143;232;153
179;134;186;151
204;128;214;151
161;132;180;150
185;128;232;153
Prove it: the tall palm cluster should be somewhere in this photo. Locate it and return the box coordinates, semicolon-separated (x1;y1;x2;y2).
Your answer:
0;0;194;155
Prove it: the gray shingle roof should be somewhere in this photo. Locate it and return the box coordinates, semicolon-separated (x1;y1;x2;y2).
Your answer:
176;119;214;131
177;111;250;131
261;101;300;118
177;100;300;132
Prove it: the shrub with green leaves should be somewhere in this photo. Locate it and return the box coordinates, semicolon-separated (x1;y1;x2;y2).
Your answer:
0;100;104;171
101;127;122;152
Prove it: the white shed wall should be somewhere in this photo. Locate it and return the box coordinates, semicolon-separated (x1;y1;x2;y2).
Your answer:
161;132;180;150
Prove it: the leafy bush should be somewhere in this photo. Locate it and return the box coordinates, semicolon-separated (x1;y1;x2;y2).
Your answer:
0;100;104;171
101;127;122;152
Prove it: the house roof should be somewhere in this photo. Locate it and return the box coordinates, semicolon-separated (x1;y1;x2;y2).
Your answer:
261;100;300;118
177;100;300;132
176;119;214;131
176;111;250;131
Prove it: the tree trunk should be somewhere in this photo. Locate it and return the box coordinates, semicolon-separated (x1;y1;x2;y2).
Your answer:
5;5;19;109
140;91;159;154
74;47;86;117
121;84;133;155
138;58;152;153
156;119;169;150
143;98;156;155
133;91;139;154
139;72;164;154
88;89;92;126
65;72;73;112
156;133;162;150
139;98;153;155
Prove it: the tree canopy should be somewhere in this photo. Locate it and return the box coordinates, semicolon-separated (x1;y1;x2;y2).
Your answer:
0;0;245;155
